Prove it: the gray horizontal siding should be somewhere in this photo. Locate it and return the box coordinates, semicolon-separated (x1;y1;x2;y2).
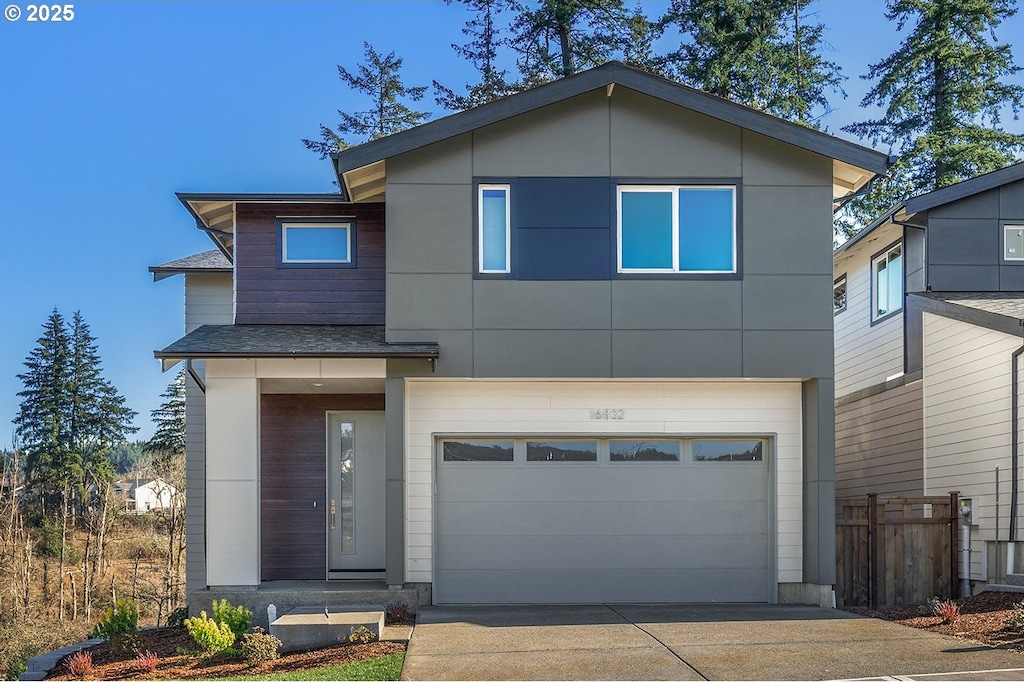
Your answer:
835;380;923;498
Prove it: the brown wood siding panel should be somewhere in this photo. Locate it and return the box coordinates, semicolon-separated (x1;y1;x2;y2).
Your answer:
235;203;386;325
836;381;924;498
260;394;384;581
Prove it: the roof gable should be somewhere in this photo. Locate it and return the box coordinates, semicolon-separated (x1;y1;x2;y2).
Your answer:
905;162;1024;214
332;61;888;201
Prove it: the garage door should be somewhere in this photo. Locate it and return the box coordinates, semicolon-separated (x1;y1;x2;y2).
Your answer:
434;437;772;604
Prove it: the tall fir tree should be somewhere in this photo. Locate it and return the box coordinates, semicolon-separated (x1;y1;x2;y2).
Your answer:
303;42;432;159
839;0;1024;231
657;0;844;124
14;310;137;508
506;0;651;83
145;369;186;467
435;0;519;111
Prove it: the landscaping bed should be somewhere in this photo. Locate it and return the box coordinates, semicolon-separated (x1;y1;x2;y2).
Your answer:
847;591;1024;650
45;627;406;680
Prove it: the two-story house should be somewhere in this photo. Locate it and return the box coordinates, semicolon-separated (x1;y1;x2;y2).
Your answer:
834;162;1024;589
154;62;887;613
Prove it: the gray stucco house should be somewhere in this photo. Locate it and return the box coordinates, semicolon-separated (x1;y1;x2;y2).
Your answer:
153;61;887;610
834;162;1024;590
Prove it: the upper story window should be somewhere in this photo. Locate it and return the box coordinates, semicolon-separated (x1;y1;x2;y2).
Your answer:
479;184;511;273
872;241;903;321
280;221;353;265
617;185;736;273
833;275;847;315
1005;225;1024;261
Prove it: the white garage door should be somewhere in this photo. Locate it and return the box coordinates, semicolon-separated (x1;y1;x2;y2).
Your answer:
434;437;772;604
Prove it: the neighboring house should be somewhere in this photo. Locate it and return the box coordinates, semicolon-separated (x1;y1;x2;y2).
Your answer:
153;61;887;609
116;477;180;514
834;162;1024;588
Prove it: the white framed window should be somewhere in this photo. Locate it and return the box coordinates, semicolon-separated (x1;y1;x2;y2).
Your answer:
281;222;352;264
617;185;736;273
834;275;847;314
1005;225;1024;261
872;241;903;321
479;184;511;273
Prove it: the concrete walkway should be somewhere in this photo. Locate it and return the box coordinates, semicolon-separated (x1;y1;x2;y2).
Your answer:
401;605;1024;681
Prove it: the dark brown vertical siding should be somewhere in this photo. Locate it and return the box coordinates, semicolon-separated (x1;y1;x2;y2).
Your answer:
260;394;385;581
835;380;923;498
235;203;385;325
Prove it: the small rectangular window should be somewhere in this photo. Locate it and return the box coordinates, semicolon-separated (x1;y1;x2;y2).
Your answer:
872;241;903;320
1006;226;1024;261
610;440;681;462
834;275;847;314
281;222;351;264
692;440;764;462
442;440;514;462
618;185;736;273
479;185;510;273
527;440;597;462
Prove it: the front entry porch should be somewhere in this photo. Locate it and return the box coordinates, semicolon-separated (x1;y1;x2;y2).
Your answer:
190;580;428;630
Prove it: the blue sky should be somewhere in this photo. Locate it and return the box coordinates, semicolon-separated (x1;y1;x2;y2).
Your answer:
0;0;1022;448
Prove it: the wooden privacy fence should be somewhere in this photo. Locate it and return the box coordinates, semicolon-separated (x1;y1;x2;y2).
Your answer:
835;493;959;608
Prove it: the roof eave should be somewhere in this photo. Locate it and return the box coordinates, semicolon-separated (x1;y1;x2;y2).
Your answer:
905;162;1024;214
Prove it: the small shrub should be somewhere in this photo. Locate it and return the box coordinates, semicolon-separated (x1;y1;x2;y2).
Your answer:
212;598;252;641
1005;600;1024;629
934;598;961;623
386;602;413;625
239;627;282;665
184;611;236;653
66;650;93;678
918;596;942;616
91;598;139;640
111;632;143;657
346;625;377;645
135;650;159;673
166;605;189;628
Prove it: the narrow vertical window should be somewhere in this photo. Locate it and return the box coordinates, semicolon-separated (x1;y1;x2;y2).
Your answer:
834;275;847;314
872;242;903;320
339;422;354;554
479;184;510;273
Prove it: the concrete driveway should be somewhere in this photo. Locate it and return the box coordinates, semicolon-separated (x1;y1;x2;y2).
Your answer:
401;604;1024;681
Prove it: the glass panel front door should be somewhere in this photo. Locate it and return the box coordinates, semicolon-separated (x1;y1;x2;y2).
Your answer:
327;412;385;576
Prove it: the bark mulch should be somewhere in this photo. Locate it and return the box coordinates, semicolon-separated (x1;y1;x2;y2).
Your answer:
846;591;1024;650
46;626;406;680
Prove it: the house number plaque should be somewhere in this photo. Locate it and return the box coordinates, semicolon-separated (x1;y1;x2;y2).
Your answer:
589;409;625;420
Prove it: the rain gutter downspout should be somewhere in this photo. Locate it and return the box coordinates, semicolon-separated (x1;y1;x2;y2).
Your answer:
1011;340;1023;547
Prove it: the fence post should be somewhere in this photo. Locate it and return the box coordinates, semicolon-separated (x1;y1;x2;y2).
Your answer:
950;491;960;598
868;493;878;609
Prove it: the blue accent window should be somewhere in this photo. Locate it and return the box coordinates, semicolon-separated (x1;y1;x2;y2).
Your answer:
282;222;351;263
618;185;736;273
872;241;903;320
479;185;510;273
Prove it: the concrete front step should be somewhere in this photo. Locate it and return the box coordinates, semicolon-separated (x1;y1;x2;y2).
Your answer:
1003;573;1024;587
270;605;385;653
984;583;1024;593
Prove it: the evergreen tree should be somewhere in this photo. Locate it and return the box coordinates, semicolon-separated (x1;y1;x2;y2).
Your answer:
435;0;519;111
506;0;651;82
303;42;432;159
657;0;844;123
145;369;186;466
839;0;1024;229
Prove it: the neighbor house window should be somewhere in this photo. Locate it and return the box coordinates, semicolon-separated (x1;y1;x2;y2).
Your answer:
834;275;847;314
1005;226;1024;261
872;241;903;320
479;184;511;273
617;185;736;273
281;222;352;264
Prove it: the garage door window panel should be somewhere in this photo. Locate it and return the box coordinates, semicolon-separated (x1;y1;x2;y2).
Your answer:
442;440;514;462
691;439;764;462
610;440;681;462
527;440;598;462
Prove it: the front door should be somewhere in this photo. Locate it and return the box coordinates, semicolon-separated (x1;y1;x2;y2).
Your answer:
327;412;386;578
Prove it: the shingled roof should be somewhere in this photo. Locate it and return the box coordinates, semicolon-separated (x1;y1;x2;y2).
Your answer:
155;324;439;361
910;292;1024;337
150;250;232;281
